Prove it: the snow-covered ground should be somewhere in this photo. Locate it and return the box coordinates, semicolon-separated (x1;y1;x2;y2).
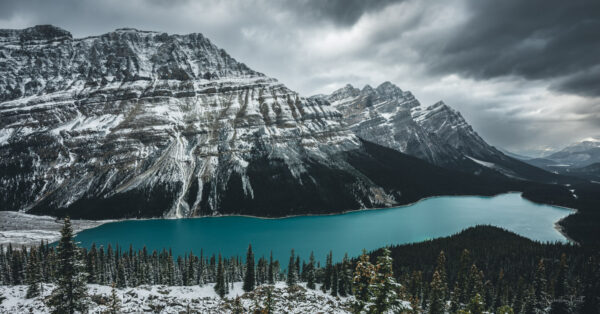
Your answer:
0;211;108;247
0;282;354;313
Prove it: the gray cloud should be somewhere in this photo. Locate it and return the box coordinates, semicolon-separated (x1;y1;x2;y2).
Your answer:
425;0;600;97
283;0;405;26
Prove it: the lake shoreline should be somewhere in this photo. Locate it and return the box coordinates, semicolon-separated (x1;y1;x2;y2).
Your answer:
1;192;576;247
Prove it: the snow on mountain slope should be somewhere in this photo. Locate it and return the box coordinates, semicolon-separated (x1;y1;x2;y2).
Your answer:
315;83;462;167
316;82;563;183
0;25;513;219
545;137;600;168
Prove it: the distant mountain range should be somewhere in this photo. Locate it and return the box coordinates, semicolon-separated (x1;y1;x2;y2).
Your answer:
517;138;600;181
0;25;572;219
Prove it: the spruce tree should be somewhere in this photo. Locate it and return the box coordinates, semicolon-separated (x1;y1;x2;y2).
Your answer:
370;247;401;313
323;251;333;292
295;256;301;282
331;265;339;297
352;249;375;313
215;254;226;298
467;293;485;314
338;253;351;296
287;249;297;286
533;258;549;312
46;217;89;314
555;253;568;299
243;244;255;292
306;251;316;289
108;282;121;314
429;270;446;314
581;256;600;314
267;251;274;284
25;247;41;298
434;251;448;300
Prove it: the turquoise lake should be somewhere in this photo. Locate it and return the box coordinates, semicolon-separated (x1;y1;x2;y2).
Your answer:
73;193;573;265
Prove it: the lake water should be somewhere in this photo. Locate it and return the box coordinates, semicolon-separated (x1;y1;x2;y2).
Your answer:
73;193;573;265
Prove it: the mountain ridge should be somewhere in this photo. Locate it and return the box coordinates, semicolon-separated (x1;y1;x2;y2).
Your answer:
1;25;529;219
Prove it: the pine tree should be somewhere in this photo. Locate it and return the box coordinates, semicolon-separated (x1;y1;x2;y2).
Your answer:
323;251;333;292
264;285;275;313
215;254;226;298
555;253;568;299
434;251;448;300
108;282;121;314
370;247;401;313
457;249;472;304
353;249;376;313
267;251;274;285
533;258;549;312
496;305;514;314
287;249;297;286
338;253;351;297
295;256;301;282
467;293;485;314
243;244;255;292
331;264;339;297
46;217;89;314
581;256;600;314
428;270;446;314
306;251;316;289
25;247;41;298
116;258;126;288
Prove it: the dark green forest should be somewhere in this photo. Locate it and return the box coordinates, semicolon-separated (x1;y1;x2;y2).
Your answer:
2;219;598;313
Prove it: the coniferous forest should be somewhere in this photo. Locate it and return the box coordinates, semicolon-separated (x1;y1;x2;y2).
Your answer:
1;218;598;313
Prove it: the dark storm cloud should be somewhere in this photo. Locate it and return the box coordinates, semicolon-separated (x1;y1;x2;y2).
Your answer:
426;0;600;97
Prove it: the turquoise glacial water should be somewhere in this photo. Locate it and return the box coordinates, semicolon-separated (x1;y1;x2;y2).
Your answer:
73;193;573;265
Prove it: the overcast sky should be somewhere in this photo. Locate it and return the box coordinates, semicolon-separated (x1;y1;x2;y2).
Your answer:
1;0;599;156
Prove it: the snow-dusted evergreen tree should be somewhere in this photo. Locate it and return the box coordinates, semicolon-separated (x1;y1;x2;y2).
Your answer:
331;265;339;297
46;217;89;314
25;246;41;298
243;244;255;292
434;251;448;300
353;249;376;313
306;251;316;289
268;251;274;284
338;253;352;297
370;247;402;313
215;254;227;298
108;282;121;314
428;270;446;314
466;293;485;314
287;249;298;286
533;258;549;312
322;251;333;292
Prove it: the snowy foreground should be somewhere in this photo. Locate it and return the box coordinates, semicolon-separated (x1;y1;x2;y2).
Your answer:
0;282;358;313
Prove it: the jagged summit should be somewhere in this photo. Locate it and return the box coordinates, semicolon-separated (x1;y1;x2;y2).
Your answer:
0;25;264;102
317;82;561;182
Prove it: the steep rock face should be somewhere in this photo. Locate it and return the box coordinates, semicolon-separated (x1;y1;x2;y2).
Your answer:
318;82;562;183
315;83;462;166
0;26;369;218
0;26;513;219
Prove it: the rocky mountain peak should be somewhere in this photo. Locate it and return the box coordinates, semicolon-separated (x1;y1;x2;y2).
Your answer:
0;24;72;43
375;81;403;97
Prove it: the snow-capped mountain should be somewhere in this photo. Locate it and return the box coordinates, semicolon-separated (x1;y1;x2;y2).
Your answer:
545;137;600;168
315;82;561;183
0;25;509;219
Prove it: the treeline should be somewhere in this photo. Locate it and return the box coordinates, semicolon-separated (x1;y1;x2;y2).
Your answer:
1;220;599;313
